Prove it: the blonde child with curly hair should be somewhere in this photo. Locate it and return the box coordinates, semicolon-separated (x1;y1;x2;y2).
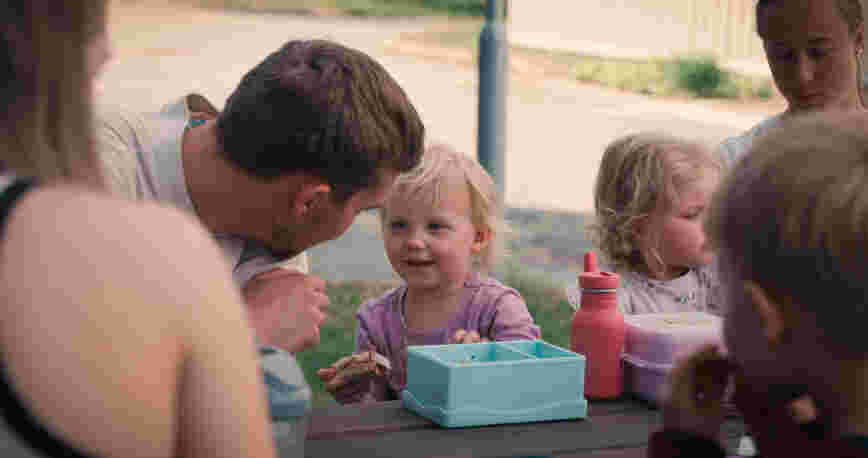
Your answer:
580;132;725;315
317;144;540;403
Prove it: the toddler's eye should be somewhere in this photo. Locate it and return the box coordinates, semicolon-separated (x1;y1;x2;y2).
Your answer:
389;221;407;230
428;222;448;231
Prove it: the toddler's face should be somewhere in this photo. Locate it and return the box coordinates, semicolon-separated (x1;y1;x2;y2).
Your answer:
642;168;719;278
382;174;487;293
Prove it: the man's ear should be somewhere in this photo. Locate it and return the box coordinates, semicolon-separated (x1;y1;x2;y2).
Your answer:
744;281;786;349
292;180;332;218
471;228;492;253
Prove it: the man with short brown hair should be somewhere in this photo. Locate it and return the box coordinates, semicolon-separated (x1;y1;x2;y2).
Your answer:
95;39;424;441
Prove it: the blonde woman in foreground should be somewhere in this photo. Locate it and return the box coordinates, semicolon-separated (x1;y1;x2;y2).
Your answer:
0;1;275;457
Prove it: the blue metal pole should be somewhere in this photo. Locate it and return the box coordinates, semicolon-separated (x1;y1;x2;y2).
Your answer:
478;0;508;197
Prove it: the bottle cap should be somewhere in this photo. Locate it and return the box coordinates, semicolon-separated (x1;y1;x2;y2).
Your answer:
578;251;619;291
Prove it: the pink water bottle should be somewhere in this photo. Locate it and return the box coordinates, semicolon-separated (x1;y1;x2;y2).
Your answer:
570;251;625;400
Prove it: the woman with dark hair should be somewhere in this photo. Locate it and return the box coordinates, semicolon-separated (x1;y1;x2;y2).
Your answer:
0;2;276;457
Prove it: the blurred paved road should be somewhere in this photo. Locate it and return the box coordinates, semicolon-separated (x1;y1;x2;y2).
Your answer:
101;3;777;213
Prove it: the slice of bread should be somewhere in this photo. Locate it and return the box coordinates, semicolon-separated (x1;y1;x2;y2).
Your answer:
318;351;392;392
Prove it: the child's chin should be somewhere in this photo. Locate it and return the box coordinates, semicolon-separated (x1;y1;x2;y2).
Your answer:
403;276;439;289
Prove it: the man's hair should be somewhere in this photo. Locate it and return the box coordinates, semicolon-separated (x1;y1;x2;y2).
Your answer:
216;39;425;202
706;111;868;357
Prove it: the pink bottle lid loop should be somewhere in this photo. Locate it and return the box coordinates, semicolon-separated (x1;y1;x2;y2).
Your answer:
578;252;619;291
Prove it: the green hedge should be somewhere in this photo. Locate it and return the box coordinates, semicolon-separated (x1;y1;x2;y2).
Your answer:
381;0;484;15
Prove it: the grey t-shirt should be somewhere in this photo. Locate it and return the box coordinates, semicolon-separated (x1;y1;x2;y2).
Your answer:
95;94;309;287
566;261;726;316
611;264;725;315
95;95;311;450
717;114;783;169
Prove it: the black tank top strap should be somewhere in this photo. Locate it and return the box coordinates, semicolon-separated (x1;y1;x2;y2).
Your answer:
0;177;97;458
0;178;35;236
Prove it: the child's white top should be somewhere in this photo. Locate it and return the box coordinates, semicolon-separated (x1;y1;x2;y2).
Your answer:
614;263;725;315
567;261;726;316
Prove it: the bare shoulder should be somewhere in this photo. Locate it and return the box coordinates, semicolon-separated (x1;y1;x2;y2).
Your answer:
2;185;240;326
0;185;247;458
8;186;214;267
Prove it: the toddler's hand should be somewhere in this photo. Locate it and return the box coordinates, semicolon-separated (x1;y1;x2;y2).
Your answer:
450;329;489;344
662;345;734;442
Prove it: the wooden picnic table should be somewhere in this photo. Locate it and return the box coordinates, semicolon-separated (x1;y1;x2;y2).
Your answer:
302;397;746;457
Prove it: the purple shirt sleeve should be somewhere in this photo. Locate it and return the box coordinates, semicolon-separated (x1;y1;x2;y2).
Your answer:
350;312;393;404
485;290;541;341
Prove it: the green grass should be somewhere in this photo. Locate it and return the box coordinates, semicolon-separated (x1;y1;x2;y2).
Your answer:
567;53;773;100
295;280;399;407
297;269;573;407
193;0;482;16
396;23;775;101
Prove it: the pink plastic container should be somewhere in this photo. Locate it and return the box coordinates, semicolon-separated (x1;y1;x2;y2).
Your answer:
621;312;723;404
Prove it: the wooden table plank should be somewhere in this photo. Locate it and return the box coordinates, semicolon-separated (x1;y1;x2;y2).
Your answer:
305;398;646;440
306;400;435;439
306;410;660;457
553;447;647;458
304;399;745;458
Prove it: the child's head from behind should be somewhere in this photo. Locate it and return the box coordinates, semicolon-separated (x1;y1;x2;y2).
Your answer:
592;132;721;280
706;111;868;386
381;144;501;290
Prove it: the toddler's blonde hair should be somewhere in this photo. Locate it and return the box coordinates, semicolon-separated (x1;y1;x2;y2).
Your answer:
383;143;505;273
590;132;721;274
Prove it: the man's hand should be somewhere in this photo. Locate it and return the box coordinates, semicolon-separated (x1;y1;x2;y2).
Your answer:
663;345;734;442
243;268;328;354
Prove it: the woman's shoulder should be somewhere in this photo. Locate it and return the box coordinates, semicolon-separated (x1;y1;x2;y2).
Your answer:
0;185;242;458
12;185;213;259
718;113;784;167
4;185;237;321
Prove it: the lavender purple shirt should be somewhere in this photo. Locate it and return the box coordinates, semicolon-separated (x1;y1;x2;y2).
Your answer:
351;273;541;403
